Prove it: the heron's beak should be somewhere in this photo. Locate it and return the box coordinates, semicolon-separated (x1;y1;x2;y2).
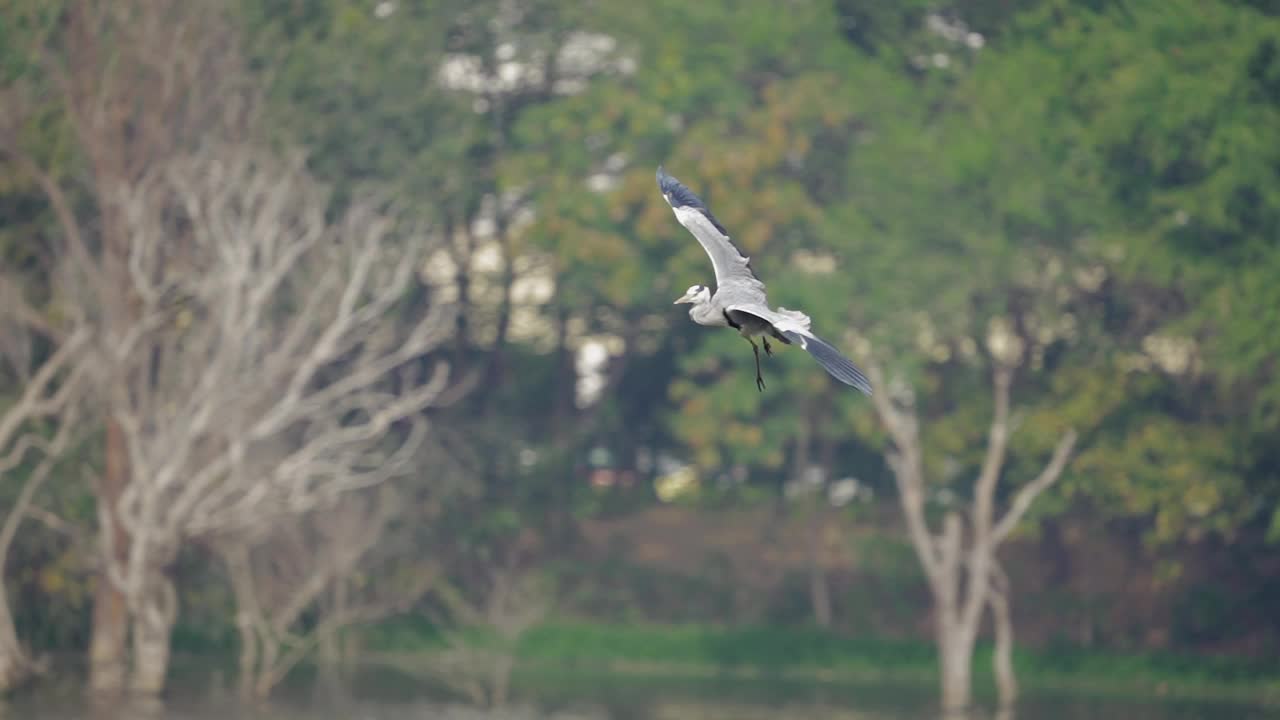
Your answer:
673;291;694;305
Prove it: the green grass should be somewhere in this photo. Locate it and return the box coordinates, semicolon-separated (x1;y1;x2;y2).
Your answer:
514;621;934;675
362;617;1280;705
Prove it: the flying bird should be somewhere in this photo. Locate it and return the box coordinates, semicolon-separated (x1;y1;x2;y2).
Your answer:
657;166;872;396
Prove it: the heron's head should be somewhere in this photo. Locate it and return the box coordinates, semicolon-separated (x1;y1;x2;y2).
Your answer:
673;284;710;305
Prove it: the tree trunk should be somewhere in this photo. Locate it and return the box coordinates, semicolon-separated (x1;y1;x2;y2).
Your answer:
220;542;276;700
90;421;131;696
226;554;259;700
254;633;281;699
89;585;129;695
90;234;132;697
235;621;258;702
550;303;572;443
316;579;350;701
935;513;974;714
489;654;513;708
989;566;1018;707
129;573;176;696
865;358;1076;716
130;619;170;696
937;624;975;714
486;244;514;397
450;215;471;364
0;657;20;695
0;598;25;692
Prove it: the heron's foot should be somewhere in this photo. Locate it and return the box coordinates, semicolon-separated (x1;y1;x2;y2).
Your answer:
763;337;774;356
749;339;766;391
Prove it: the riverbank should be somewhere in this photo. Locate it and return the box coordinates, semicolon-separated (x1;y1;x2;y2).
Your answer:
360;619;1280;707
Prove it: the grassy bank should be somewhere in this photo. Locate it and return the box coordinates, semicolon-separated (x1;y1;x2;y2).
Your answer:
361;618;1280;706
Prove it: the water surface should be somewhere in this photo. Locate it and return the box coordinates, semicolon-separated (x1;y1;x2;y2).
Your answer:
7;663;1276;720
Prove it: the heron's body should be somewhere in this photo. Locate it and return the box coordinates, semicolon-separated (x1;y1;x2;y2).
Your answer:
684;292;783;342
658;167;872;395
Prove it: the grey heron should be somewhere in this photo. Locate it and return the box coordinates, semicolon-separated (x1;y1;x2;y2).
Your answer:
658;166;872;396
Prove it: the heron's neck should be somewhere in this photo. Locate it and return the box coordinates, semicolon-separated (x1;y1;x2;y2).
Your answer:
689;301;725;327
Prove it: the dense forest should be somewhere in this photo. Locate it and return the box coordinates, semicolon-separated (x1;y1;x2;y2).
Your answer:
1;0;1278;715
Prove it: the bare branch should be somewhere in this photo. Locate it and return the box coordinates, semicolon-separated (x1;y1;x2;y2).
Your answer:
0;328;90;471
0;146;99;297
23;505;90;547
961;363;1014;636
864;359;944;589
973;365;1014;543
0;278;66;348
0;399;83;576
991;429;1078;546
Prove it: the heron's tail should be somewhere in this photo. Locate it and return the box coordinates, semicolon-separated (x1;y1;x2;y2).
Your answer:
782;331;873;396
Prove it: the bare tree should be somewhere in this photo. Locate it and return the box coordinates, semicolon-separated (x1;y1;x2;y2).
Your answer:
2;0;257;694
215;486;437;699
72;144;459;695
425;565;553;709
0;316;91;691
865;345;1076;713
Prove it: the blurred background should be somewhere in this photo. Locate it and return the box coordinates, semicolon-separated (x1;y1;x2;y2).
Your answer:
1;1;1279;719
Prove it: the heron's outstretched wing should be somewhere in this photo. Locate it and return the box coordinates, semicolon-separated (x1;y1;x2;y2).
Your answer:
728;303;873;396
783;330;873;395
657;167;765;298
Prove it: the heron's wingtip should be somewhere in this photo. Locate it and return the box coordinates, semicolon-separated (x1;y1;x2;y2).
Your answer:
656;166;682;196
785;330;875;397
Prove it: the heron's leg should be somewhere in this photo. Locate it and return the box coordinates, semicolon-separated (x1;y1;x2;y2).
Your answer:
748;338;766;392
762;336;774;356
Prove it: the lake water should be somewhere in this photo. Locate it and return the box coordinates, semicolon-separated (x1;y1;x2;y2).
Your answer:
6;665;1277;720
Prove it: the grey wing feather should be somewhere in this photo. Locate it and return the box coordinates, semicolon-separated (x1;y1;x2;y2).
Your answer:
780;330;873;396
658;168;765;298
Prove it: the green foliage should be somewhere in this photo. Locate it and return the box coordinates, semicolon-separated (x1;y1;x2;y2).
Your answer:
0;0;64;83
1018;0;1280;416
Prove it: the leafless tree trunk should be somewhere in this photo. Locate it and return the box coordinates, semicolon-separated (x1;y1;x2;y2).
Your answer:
315;577;353;700
866;356;1076;713
129;572;177;695
989;561;1018;706
90;424;132;696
